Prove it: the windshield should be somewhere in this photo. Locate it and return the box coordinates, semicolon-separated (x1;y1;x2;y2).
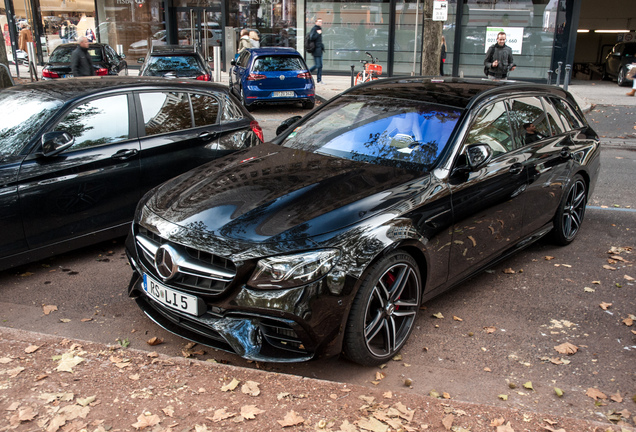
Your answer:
280;95;462;169
0;91;63;158
144;55;203;76
50;46;103;63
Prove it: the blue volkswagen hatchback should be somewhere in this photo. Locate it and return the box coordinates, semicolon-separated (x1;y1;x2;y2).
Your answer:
229;47;315;110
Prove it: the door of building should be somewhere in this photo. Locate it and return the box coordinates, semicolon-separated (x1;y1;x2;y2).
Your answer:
175;7;222;62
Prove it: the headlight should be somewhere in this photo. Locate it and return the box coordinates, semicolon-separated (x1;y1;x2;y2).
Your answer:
248;249;341;289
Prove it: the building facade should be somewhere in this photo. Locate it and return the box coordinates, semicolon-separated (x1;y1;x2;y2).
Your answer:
2;0;581;81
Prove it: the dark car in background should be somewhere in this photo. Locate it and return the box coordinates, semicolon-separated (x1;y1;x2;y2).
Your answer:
41;42;128;79
0;77;263;271
603;41;636;86
138;45;213;81
126;77;600;366
229;47;315;110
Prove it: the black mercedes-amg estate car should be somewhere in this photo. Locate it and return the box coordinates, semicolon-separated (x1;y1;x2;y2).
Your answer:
126;77;600;366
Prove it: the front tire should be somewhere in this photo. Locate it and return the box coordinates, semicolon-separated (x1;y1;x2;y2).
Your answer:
552;174;587;245
617;67;629;86
344;251;421;366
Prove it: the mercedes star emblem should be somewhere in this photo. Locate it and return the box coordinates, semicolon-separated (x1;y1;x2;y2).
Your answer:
155;245;179;281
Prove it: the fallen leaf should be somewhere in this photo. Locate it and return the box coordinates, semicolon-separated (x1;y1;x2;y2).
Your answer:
59;318;71;323
147;337;164;346
375;371;385;380
599;302;612;310
554;342;578;355
554;388;564;397
453;316;463;321
77;396;96;406
43;305;58;315
610;392;623;403
523;382;534;390
497;422;515;432
356;416;388;432
490;418;505;426
81;318;92;322
277;411;304;427
498;394;509;401
603;265;617;271
25;345;40;353
240;405;265;420
544;256;555;260
131;413;160;430
442;414;454;430
55;352;84;373
503;268;515;274
241;380;261;396
432;312;444;319
623;317;634;326
209;408;236;422
586;388;607;400
484;326;496;333
162;406;174;417
221;378;240;392
625;275;634;281
583;287;595;292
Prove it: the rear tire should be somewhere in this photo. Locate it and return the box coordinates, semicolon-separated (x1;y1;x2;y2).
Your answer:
617;67;629;87
240;87;255;112
302;100;315;109
343;251;421;366
552;174;587;246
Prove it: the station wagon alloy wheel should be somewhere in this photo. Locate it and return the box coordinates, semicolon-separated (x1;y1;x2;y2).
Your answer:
554;175;587;245
345;252;421;365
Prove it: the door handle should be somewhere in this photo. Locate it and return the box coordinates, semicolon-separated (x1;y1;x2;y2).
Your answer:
111;149;138;160
509;163;523;175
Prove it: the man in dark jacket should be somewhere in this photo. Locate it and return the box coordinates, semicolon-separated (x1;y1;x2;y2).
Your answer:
70;36;95;77
308;18;325;84
484;32;516;80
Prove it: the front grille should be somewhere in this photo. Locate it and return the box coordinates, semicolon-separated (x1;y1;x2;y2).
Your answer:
136;227;236;296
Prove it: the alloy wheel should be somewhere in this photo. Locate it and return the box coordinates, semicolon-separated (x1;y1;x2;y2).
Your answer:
561;178;586;241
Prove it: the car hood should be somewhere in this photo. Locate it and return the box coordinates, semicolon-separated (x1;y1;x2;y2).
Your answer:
145;143;427;243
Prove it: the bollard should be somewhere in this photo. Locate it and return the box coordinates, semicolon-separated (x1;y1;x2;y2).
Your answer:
563;64;571;91
547;70;553;85
350;64;355;87
213;46;221;83
555;61;562;87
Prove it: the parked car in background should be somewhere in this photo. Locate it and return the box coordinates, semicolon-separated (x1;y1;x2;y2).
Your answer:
129;28;222;56
138;45;213;81
603;41;636;86
126;77;600;366
41;42;128;79
0;77;263;271
229;47;315;110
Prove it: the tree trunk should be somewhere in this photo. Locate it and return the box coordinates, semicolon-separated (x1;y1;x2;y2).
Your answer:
0;39;13;88
420;0;443;77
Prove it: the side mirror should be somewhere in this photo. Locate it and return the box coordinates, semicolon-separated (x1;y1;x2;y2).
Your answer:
465;143;492;170
276;115;302;136
137;57;145;63
41;131;74;157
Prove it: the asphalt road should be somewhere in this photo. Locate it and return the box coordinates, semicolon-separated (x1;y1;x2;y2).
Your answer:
0;103;634;425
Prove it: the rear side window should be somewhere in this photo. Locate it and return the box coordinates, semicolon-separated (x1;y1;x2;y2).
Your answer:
221;95;245;123
139;92;192;136
507;97;551;146
191;93;219;127
550;98;584;130
252;56;305;72
541;97;565;135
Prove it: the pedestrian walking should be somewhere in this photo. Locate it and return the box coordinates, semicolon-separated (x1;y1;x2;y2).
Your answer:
308;18;325;84
440;36;447;76
237;29;251;54
484;31;516;80
18;22;33;52
626;63;636;96
70;36;95;77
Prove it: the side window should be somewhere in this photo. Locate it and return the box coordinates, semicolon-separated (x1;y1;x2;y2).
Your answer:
541;97;565;135
465;101;514;156
139;92;192;136
221;95;245;123
191;93;219;127
508;97;551;146
550;98;584;130
56;95;129;151
239;51;250;67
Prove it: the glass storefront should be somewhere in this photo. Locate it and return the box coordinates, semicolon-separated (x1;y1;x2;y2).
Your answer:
3;0;568;80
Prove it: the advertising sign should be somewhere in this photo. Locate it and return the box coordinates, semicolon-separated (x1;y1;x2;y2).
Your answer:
485;27;524;55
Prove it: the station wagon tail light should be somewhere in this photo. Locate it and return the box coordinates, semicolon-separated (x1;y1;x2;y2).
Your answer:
297;72;311;79
247;73;266;81
250;120;264;142
196;74;211;81
42;69;60;78
95;68;109;76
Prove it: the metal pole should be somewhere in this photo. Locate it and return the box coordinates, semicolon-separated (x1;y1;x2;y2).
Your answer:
563;64;571;91
350;64;355;87
412;0;419;76
547;70;553;85
555;61;562;87
213;45;221;83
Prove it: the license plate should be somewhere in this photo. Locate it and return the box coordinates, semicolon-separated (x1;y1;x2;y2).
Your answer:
143;274;201;316
273;91;294;97
63;74;73;78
